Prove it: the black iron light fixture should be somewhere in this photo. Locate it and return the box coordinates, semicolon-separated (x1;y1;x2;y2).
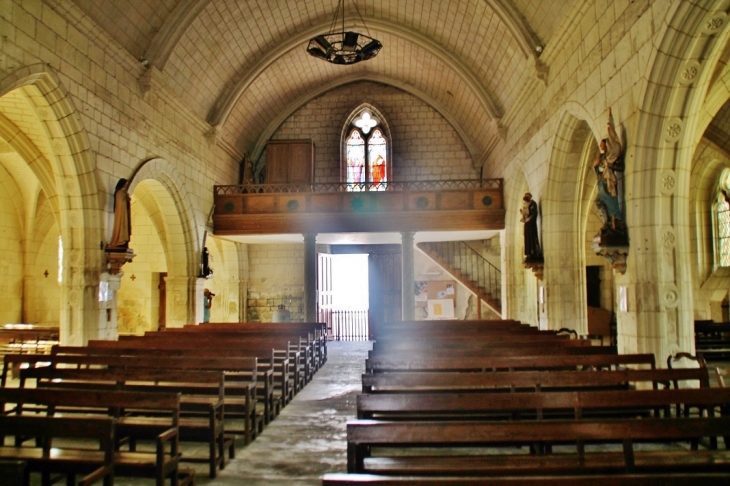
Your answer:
307;0;382;65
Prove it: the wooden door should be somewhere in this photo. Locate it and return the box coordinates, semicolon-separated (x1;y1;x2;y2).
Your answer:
317;253;334;336
368;253;402;339
266;140;314;184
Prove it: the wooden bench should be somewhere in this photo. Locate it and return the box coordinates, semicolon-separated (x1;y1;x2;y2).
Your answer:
55;343;284;424
322;472;730;485
200;321;328;368
0;415;115;486
356;387;730;422
369;346;616;360
18;366;229;478
694;321;730;361
113;334;293;411
361;367;710;394
148;329;316;386
346;416;730;476
365;353;655;374
372;336;593;353
0;387;190;486
4;352;264;444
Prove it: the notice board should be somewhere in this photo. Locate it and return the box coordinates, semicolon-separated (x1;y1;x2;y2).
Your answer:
414;280;456;308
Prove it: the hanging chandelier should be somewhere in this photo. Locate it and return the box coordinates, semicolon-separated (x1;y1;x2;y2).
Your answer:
306;0;382;65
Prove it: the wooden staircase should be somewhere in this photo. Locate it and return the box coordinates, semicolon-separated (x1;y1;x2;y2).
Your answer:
417;241;501;315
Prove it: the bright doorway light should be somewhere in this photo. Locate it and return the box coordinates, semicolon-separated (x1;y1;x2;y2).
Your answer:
331;254;368;309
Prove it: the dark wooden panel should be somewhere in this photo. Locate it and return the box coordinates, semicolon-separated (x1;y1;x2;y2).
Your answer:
265;140;314;184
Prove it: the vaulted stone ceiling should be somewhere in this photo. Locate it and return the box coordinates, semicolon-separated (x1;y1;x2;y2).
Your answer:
70;0;579;164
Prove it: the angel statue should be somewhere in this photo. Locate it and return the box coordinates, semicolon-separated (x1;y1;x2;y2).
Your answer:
593;108;627;243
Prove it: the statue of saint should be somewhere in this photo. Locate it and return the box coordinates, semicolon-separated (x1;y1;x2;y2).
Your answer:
520;192;542;261
594;108;626;242
108;178;131;249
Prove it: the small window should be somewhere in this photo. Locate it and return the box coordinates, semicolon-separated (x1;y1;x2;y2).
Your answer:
345;110;389;191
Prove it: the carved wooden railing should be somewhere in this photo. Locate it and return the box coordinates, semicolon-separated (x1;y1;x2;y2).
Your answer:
213;179;505;235
215;179;501;194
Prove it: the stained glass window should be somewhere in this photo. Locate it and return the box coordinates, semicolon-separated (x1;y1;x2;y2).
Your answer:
368;129;387;190
345;110;388;191
718;190;730;268
346;130;366;188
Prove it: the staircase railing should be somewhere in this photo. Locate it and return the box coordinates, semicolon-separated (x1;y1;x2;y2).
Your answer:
418;241;501;312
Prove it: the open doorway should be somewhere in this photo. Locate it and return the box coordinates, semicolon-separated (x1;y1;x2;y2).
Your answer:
319;254;369;340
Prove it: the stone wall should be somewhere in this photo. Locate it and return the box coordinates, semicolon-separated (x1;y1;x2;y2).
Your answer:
246;244;305;322
266;82;478;183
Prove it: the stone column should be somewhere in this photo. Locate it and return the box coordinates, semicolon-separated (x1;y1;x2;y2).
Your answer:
236;243;250;322
303;233;318;322
401;232;415;320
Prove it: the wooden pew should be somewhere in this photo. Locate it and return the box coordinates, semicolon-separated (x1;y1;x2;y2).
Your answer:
368;345;616;362
57;342;285;422
356;387;729;422
372;335;591;351
322;472;730;485
0;415;115;486
132;331;310;393
151;328;317;384
18;366;230;478
361;367;710;394
345;416;730;476
4;352;264;440
0;387;189;486
365;353;656;373
194;321;327;369
694;321;730;361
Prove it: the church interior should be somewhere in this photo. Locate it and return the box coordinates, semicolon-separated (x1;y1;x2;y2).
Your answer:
3;0;730;484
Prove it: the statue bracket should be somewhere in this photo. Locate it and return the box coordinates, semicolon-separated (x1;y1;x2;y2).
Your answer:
105;247;135;276
592;235;629;275
523;256;544;280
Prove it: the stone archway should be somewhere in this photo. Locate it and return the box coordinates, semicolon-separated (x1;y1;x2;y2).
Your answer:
629;2;730;360
123;158;203;328
541;105;600;336
0;64;102;345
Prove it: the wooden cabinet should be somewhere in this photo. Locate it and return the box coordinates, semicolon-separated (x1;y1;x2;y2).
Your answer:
265;139;314;184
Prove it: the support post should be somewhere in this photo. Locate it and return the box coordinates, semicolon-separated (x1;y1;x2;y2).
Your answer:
304;233;318;322
401;231;415;321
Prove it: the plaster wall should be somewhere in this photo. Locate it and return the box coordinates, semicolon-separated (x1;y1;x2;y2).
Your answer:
247;244;305;322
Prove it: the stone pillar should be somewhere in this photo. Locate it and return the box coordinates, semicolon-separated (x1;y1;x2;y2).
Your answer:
303;233;318;322
99;272;121;340
236;243;250;322
401;232;416;320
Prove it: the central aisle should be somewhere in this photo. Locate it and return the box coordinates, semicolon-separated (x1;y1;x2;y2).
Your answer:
201;340;372;485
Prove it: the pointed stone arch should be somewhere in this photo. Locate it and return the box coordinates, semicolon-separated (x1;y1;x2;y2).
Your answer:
0;64;101;345
630;2;730;360
127;158;202;327
541;104;599;336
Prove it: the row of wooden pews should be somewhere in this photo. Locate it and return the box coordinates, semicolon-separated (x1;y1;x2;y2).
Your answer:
695;320;730;361
0;321;326;485
323;319;730;485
